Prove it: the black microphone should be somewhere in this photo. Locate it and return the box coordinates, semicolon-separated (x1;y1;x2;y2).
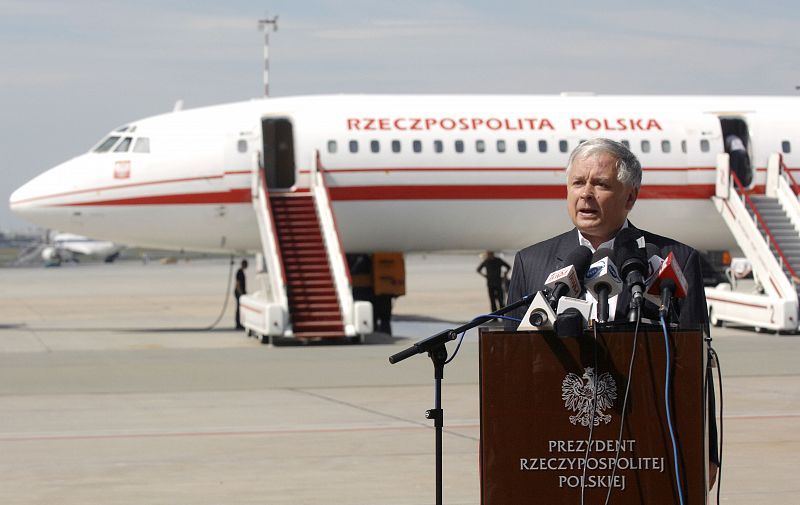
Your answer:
659;278;678;320
614;228;649;321
545;245;593;306
584;249;623;323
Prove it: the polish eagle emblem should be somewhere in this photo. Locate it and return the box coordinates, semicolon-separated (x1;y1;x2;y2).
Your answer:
561;367;617;426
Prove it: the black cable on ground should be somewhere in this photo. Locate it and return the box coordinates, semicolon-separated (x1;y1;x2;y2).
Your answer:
200;254;236;331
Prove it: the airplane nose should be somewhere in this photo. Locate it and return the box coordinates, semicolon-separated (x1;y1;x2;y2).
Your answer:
9;180;36;215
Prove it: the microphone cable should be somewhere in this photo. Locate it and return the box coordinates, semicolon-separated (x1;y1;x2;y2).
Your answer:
444;314;521;365
708;345;724;504
660;314;686;505
603;304;641;505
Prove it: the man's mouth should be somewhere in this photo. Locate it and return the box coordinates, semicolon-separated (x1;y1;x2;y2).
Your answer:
578;208;598;217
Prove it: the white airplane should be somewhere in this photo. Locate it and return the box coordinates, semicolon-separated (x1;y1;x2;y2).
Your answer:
8;94;799;336
42;232;123;265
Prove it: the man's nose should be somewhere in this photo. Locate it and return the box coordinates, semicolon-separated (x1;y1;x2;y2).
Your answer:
581;185;595;198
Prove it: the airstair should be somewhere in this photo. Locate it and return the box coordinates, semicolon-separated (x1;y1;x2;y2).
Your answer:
240;152;373;343
707;153;800;332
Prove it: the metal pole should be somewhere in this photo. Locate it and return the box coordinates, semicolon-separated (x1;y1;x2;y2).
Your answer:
257;16;278;98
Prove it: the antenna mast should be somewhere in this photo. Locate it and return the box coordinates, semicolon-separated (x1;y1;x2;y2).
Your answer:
257;15;279;98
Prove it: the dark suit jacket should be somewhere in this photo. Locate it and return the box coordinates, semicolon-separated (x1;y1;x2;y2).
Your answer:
506;224;709;333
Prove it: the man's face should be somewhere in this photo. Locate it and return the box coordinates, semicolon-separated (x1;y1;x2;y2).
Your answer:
566;152;638;244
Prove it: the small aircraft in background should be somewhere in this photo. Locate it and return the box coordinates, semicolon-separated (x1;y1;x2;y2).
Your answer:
14;230;123;266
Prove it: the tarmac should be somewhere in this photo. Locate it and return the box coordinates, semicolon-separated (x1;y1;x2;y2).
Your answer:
0;254;798;504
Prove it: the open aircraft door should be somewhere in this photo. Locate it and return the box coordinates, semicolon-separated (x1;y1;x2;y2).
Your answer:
262;117;296;190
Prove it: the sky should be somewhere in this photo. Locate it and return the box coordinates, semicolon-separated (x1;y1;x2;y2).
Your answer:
2;0;799;231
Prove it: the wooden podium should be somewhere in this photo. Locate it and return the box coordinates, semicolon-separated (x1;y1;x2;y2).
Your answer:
479;326;709;504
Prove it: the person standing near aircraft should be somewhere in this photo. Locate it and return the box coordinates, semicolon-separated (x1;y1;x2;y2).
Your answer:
234;259;248;330
505;137;718;485
506;138;709;327
476;251;511;312
725;134;752;187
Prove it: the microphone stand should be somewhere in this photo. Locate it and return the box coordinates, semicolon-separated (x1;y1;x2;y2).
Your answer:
388;293;535;505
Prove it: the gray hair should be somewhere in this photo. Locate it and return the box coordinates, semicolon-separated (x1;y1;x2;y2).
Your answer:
566;138;642;190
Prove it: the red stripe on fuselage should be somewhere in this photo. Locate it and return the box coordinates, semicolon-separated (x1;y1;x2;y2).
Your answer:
49;184;717;206
59;189;251;206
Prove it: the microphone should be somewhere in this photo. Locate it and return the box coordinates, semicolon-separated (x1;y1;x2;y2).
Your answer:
646;251;688;319
544;246;593;306
517;291;557;330
584;249;623;323
645;243;662;285
614;229;649;321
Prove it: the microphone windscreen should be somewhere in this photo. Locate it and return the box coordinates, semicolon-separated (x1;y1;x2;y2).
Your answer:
563;245;593;279
616;228;643;249
615;229;647;276
591;248;614;262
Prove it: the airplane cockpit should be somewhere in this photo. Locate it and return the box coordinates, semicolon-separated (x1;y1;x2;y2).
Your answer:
91;125;150;154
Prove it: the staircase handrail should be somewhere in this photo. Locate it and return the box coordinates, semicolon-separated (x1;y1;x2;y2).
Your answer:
781;155;800;196
310;150;355;331
251;160;289;309
731;171;800;280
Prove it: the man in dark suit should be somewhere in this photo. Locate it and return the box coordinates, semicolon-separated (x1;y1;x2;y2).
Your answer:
506;138;708;331
505;137;717;486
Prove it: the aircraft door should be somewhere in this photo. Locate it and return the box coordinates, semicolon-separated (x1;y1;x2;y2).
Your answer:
719;117;753;187
262;118;296;190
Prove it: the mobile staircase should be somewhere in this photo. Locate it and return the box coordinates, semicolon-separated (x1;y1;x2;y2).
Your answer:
240;152;373;343
707;153;800;332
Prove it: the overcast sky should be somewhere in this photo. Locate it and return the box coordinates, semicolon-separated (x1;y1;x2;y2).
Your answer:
2;0;799;231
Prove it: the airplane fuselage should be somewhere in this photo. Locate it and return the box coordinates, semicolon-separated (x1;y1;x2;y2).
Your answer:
10;94;800;254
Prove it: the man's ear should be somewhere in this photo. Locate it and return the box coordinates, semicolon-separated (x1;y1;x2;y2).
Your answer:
625;187;639;210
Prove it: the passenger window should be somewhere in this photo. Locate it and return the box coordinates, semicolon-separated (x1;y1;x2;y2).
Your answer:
95;136;121;153
681;140;687;153
114;137;132;152
133;137;150;153
237;140;248;153
371;140;380;153
349;140;358;153
620;140;630;149
391;140;401;153
327;140;337;154
538;140;547;153
517;140;527;153
455;140;464;153
559;140;568;153
700;139;710;152
783;140;791;154
641;140;651;153
476;140;485;153
497;140;506;153
661;140;671;153
434;140;444;153
413;140;422;153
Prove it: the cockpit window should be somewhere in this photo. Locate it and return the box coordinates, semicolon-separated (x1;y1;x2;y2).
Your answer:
115;126;129;132
94;136;121;153
114;137;133;152
133;137;150;153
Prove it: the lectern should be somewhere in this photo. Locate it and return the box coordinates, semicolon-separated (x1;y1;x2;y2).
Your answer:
480;326;709;504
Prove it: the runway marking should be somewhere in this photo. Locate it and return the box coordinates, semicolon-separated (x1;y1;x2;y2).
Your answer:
1;413;794;443
0;421;480;443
